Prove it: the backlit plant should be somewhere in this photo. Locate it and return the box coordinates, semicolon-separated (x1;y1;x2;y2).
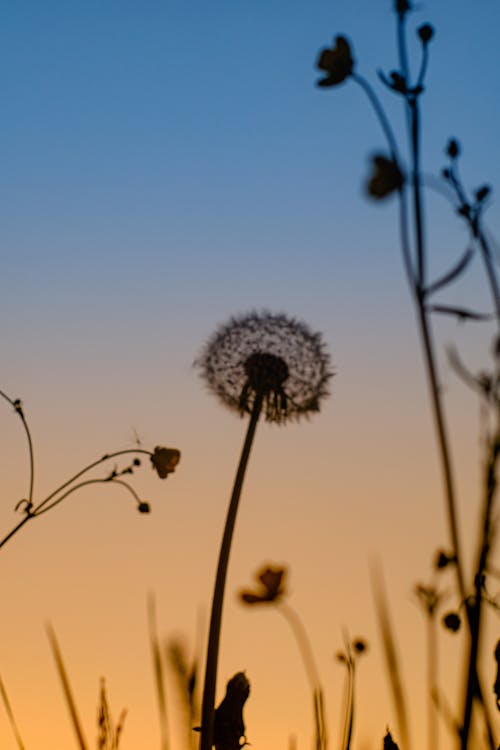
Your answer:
196;311;332;750
316;2;499;748
0;387;180;550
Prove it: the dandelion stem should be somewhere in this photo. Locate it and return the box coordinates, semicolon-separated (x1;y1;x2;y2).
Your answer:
199;391;263;750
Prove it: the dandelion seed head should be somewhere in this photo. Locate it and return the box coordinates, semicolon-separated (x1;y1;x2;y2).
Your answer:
196;311;332;424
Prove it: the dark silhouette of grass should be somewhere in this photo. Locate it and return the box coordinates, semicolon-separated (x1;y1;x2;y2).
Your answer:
0;675;26;750
46;624;89;750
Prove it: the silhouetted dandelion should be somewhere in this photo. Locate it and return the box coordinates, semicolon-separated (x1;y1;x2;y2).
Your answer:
196;312;332;750
197;311;332;423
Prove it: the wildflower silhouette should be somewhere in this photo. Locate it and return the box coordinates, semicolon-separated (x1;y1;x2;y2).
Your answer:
316;36;355;88
196;312;331;750
0;388;180;549
366;155;404;199
240;565;285;604
239;564;330;750
315;3;500;747
151;446;181;478
335;635;368;750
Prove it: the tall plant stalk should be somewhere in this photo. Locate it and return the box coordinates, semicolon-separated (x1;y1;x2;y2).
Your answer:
199;391;263;750
317;4;500;747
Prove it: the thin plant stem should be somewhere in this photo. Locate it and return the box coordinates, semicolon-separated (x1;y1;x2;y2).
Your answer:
427;612;438;750
0;449;153;551
415;305;466;602
199;391;263;750
148;594;170;750
460;436;498;750
32;478;142;517
337;642;356;750
351;74;400;164
277;601;327;750
0;390;35;504
476;228;500;322
351;76;416;295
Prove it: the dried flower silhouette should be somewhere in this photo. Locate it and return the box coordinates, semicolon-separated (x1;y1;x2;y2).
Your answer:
196;312;331;750
239;564;329;750
239;565;286;604
151;446;181;478
366;154;404;199
316;36;355;88
0;388;180;549
196;311;332;423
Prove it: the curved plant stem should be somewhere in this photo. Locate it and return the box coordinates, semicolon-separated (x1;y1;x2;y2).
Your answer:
476;228;500;322
351;74;401;165
341;658;355;750
427;611;438;750
33;477;142;516
351;76;415;293
0;449;153;551
461;437;498;750
416;305;466;602
278;602;327;750
0;390;35;504
199;391;263;750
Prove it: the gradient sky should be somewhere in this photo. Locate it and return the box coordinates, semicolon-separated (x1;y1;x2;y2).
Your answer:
1;2;500;749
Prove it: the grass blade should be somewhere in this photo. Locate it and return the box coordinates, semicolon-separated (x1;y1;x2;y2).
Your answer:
371;565;411;750
46;624;89;750
148;594;170;750
0;674;26;750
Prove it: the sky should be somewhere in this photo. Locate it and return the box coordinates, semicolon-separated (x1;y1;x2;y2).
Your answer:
1;1;500;749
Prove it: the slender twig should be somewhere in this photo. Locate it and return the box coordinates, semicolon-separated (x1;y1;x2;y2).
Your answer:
0;390;35;504
476;227;500;322
351;75;416;298
33;478;142;517
426;607;438;750
0;449;153;550
460;436;498;750
199;390;263;750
